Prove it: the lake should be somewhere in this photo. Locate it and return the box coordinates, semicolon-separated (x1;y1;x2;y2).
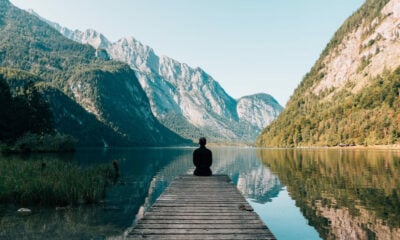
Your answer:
1;147;400;239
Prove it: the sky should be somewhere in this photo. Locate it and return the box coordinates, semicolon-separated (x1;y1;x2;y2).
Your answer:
10;0;365;106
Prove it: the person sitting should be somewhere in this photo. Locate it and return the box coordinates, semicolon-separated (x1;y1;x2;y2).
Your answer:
193;137;212;176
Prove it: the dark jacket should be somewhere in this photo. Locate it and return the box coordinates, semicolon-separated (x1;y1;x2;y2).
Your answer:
193;146;212;176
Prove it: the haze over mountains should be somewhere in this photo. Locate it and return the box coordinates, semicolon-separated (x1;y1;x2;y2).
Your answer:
33;11;283;143
258;0;400;147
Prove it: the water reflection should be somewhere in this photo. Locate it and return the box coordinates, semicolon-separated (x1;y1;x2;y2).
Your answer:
0;148;187;239
141;147;283;210
0;147;284;239
258;149;400;240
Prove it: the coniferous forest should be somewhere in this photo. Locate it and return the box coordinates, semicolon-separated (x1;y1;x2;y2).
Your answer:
0;70;76;152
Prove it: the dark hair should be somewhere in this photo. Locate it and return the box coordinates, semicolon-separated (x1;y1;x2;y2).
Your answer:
199;137;206;146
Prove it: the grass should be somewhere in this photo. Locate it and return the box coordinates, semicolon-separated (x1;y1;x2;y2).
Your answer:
0;158;117;206
0;132;77;153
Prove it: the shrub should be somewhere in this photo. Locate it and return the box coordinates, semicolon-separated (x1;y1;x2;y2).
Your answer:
0;159;114;206
3;132;77;153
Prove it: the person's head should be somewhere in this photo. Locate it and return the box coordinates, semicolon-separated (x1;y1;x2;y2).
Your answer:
199;137;206;146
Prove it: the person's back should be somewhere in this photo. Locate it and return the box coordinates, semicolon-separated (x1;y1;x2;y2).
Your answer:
193;137;212;176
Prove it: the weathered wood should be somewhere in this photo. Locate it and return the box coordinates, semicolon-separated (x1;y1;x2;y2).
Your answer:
134;223;268;229
144;212;256;217
127;234;275;240
141;215;260;220
137;219;264;224
127;175;276;240
130;228;272;234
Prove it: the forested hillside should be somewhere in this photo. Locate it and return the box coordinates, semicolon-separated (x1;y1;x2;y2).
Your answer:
0;68;78;151
37;13;283;143
0;0;189;146
257;0;400;147
0;71;52;143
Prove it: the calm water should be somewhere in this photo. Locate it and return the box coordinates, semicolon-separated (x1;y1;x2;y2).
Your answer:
1;147;400;239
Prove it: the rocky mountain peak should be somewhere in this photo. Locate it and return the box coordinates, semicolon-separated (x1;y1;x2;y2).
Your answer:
237;93;283;131
28;9;111;49
34;11;283;143
0;2;189;146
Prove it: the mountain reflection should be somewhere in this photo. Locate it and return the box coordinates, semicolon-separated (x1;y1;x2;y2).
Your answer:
0;148;189;239
137;147;283;218
1;147;284;239
258;149;400;240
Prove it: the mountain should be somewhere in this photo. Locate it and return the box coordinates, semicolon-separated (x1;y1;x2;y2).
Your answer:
0;0;189;147
237;93;282;131
258;150;400;239
258;0;400;147
33;11;283;143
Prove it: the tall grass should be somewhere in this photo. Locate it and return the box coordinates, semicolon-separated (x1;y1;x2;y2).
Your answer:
1;132;77;153
0;159;115;206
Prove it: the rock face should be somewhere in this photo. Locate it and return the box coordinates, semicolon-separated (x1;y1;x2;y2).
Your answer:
33;11;283;143
315;202;400;240
257;0;400;147
237;94;282;131
0;2;189;146
312;0;400;97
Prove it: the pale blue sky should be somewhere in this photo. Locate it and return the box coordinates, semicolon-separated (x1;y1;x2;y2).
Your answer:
10;0;365;106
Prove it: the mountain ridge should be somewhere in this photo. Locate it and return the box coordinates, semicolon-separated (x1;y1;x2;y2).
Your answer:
31;10;283;143
0;1;189;146
257;0;400;147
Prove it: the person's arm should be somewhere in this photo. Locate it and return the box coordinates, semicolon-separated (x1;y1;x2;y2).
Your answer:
207;150;212;167
193;150;199;167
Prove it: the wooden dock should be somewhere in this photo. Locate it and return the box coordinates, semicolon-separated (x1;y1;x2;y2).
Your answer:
127;175;276;240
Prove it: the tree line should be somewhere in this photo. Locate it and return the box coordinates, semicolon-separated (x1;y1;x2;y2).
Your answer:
0;73;75;152
258;67;400;147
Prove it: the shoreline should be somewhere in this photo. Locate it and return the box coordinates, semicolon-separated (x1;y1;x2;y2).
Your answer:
255;144;400;150
330;144;400;150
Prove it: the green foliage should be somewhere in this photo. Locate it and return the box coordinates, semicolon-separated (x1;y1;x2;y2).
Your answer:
0;2;189;146
41;86;134;147
288;0;389;105
0;2;119;90
357;55;372;73
160;111;260;144
0;158;115;206
0;73;54;144
257;0;397;147
0;2;96;83
321;0;389;59
258;67;400;147
0;69;79;151
258;149;400;236
159;113;205;142
4;132;77;153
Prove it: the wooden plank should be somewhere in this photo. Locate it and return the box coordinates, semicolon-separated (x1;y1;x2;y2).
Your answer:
142;215;260;220
144;212;255;217
130;228;271;234
152;204;253;208
127;175;275;240
134;223;268;229
148;209;250;213
127;234;275;240
137;219;265;224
